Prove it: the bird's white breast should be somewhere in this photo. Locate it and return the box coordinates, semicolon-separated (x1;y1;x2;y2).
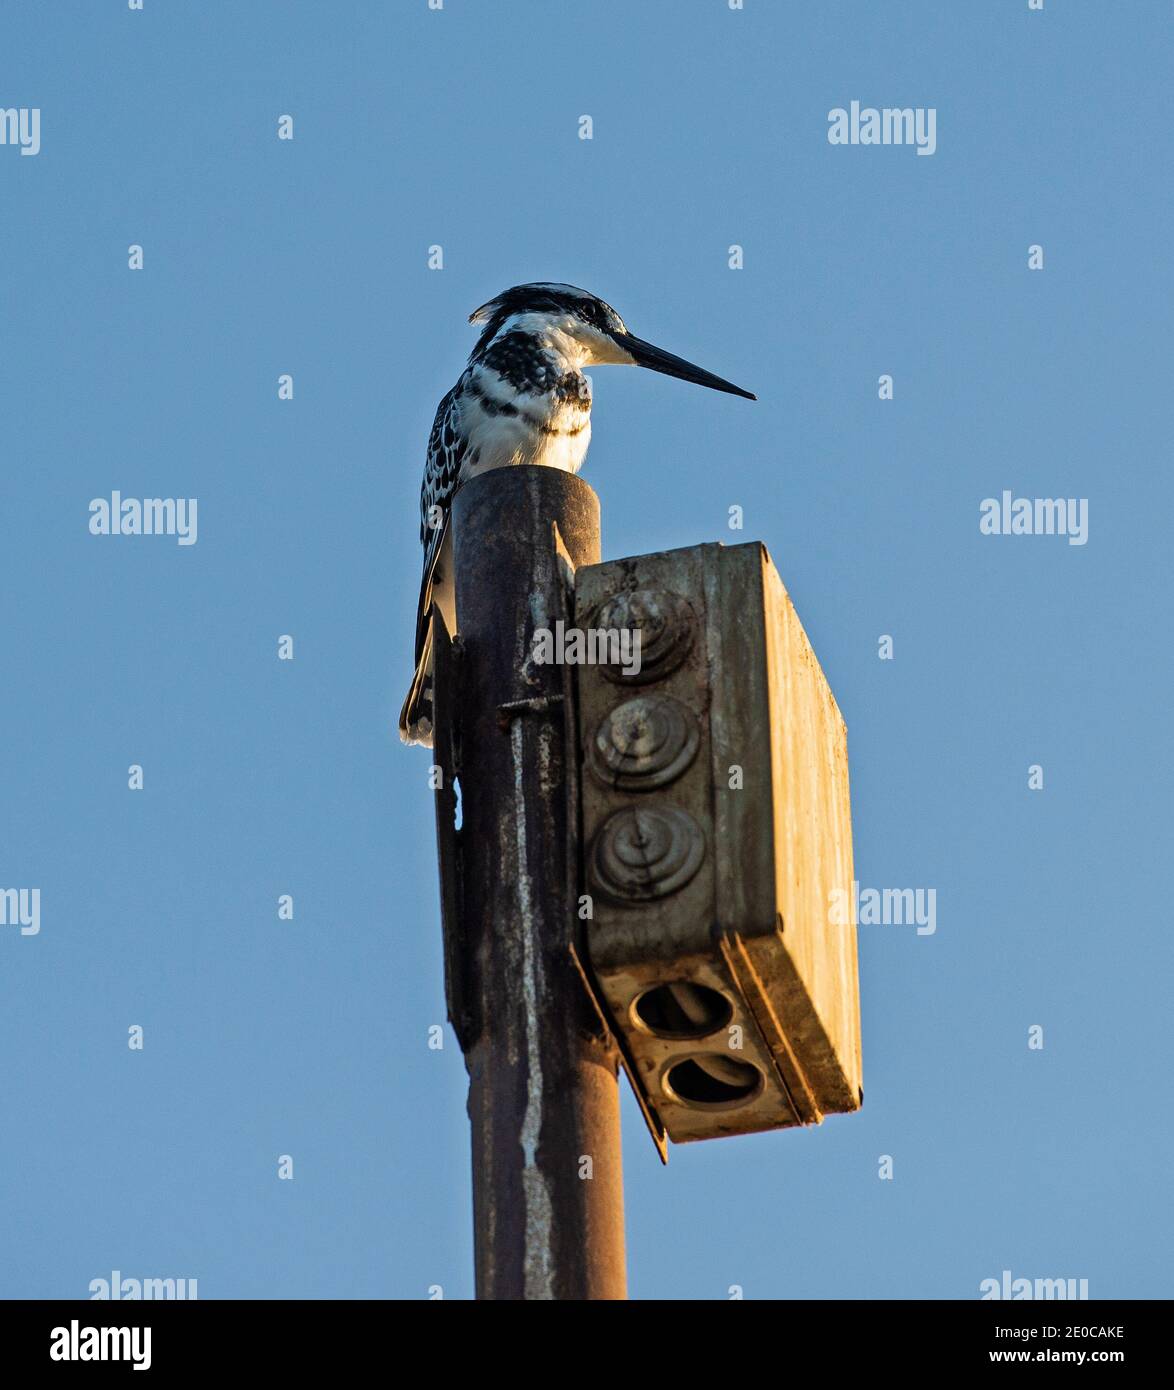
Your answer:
458;364;592;480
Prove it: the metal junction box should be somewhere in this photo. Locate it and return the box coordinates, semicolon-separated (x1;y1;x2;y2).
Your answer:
574;542;862;1143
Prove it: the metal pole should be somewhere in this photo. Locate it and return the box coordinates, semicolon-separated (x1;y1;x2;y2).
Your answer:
440;465;626;1301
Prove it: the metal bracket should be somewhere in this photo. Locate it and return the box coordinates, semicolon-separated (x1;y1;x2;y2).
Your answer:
554;522;669;1164
432;609;479;1053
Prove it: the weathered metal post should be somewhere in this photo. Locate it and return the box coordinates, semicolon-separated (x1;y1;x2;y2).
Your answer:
432;465;627;1300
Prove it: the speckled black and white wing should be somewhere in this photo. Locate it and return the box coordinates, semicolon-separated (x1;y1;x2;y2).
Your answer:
416;387;466;651
399;385;467;745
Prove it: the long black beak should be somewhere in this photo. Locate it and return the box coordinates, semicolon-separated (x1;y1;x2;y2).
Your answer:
618;333;756;400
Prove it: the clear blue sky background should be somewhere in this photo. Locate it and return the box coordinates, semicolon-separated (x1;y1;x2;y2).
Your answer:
2;1;1171;1300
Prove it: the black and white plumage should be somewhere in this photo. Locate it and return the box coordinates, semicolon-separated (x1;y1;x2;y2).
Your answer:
399;282;755;746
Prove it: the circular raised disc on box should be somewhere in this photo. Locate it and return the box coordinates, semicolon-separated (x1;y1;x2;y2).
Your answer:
589;803;705;904
591;588;695;685
589;693;700;791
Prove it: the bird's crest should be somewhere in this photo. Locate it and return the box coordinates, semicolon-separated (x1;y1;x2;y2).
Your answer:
466;283;628;360
469;282;597;325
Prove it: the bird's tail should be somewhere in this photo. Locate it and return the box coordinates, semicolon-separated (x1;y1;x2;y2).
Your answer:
398;625;435;748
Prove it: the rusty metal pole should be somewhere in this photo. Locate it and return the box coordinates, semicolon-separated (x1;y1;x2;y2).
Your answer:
435;465;626;1300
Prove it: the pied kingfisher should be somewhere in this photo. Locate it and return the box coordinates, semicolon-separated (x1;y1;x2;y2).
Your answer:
399;282;755;746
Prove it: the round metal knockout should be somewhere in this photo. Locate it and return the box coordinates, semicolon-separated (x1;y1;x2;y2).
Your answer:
588;693;700;791
591;588;695;685
588;803;705;904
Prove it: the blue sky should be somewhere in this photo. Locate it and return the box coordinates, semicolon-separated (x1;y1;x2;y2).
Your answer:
2;0;1171;1299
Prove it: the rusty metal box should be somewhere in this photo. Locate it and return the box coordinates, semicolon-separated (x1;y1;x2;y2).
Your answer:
574;542;862;1143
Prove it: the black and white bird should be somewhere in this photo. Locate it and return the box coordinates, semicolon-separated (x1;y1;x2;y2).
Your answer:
399;282;755;746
